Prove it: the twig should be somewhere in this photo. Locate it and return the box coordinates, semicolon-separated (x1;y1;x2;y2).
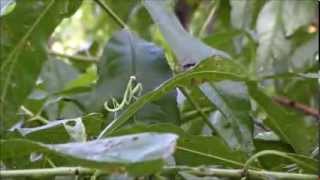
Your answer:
0;166;317;179
48;50;98;63
273;96;320;121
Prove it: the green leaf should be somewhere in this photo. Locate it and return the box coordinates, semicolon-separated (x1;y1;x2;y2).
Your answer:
101;57;247;135
143;0;230;65
254;139;295;171
256;0;291;76
127;2;153;39
0;0;15;16
285;153;318;173
203;30;241;56
247;82;317;155
1;133;178;175
254;136;318;173
210;0;232;34
9;113;104;143
0;0;82;133
40;58;80;94
200;81;254;154
176;136;246;168
63;66;97;91
90;29;179;124
188;1;215;37
282;0;316;36
279;75;318;106
245;149;317;173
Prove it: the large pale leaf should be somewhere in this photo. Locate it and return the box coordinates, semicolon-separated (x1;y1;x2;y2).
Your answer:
290;34;318;71
247;82;317;155
177;86;214;128
1;133;178;175
256;0;291;76
282;0;316;36
0;0;82;134
230;0;254;30
111;123;247;168
255;0;316;75
89;29;179;124
209;111;247;150
143;0;229;65
200;81;254;154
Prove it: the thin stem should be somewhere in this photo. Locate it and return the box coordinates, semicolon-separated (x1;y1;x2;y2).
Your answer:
48;50;98;63
176;146;245;168
181;107;214;122
93;0;128;29
243;150;317;173
0;166;317;179
21;106;48;124
45;156;56;168
198;0;219;37
179;87;216;132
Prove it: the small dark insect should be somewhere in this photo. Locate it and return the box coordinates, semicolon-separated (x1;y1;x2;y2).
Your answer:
183;62;196;70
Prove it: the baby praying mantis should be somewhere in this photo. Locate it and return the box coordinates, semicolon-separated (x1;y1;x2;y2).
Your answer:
104;76;143;112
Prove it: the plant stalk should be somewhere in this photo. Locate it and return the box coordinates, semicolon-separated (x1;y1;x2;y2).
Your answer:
93;0;128;29
198;0;219;37
0;166;317;179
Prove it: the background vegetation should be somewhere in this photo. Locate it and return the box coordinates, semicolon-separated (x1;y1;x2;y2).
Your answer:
0;0;319;179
